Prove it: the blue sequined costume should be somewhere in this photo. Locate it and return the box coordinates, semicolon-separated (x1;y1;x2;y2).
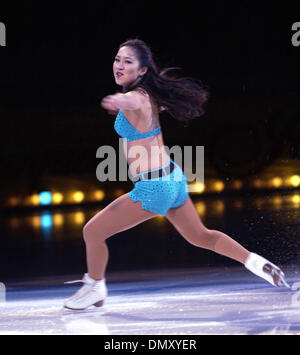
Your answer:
114;109;189;215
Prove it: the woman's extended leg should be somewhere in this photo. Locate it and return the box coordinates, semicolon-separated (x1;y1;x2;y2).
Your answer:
83;193;157;280
166;196;250;264
165;196;290;288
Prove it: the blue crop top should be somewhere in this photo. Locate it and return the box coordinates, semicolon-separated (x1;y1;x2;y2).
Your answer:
114;109;162;142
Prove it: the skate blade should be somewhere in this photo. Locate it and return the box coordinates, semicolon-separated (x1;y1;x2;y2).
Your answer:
61;306;104;314
94;300;104;307
278;275;291;289
62;300;105;312
263;263;290;289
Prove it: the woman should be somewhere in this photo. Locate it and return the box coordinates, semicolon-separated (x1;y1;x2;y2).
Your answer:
64;39;289;310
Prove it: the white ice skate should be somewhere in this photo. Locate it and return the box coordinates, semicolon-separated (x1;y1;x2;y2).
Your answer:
64;273;108;310
245;253;290;288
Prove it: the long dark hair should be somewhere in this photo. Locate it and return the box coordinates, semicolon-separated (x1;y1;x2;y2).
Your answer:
118;39;209;127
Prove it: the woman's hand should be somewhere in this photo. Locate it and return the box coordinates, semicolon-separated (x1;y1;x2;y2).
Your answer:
101;94;122;113
101;91;144;113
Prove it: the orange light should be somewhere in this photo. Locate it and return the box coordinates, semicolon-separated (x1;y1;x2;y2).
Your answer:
272;196;283;206
114;189;124;197
7;197;20;207
31;216;41;229
271;177;283;188
253;179;263;189
73;191;85;203
195;202;206;216
52;192;63;204
189;182;205;193
289;175;300;188
94;190;105;201
30;194;40;206
213;200;225;214
232;180;243;190
53;214;64;227
73;212;85;225
214;181;224;192
291;194;300;205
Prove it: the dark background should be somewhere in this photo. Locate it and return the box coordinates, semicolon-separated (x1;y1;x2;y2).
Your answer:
0;1;300;195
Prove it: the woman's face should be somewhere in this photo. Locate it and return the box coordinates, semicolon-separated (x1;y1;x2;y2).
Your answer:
113;46;147;87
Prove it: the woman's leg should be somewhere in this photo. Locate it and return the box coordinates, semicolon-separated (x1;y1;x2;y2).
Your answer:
83;193;157;280
165;196;250;264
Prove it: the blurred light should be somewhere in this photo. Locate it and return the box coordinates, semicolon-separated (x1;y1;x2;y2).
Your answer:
30;194;40;206
7;197;20;207
31;215;41;229
53;213;64;227
271;177;283;189
73;212;85;225
272;196;283;206
73;191;85;203
41;213;53;241
52;192;63;204
232;180;243;190
214;181;225;192
291;194;300;205
233;200;243;209
114;189;124;197
289;175;300;188
189;182;205;193
254;197;264;208
195;201;206;216
94;190;105;201
212;200;225;215
41;214;52;229
253;179;263;189
39;191;52;205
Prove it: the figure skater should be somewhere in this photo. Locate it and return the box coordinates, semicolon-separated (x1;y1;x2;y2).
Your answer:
64;39;289;310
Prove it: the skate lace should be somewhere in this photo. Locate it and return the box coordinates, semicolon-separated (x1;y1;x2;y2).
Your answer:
64;279;86;285
64;278;106;292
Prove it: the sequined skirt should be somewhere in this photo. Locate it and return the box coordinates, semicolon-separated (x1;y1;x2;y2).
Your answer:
128;159;189;216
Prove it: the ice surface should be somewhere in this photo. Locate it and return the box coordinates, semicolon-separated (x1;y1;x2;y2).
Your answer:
1;267;300;335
